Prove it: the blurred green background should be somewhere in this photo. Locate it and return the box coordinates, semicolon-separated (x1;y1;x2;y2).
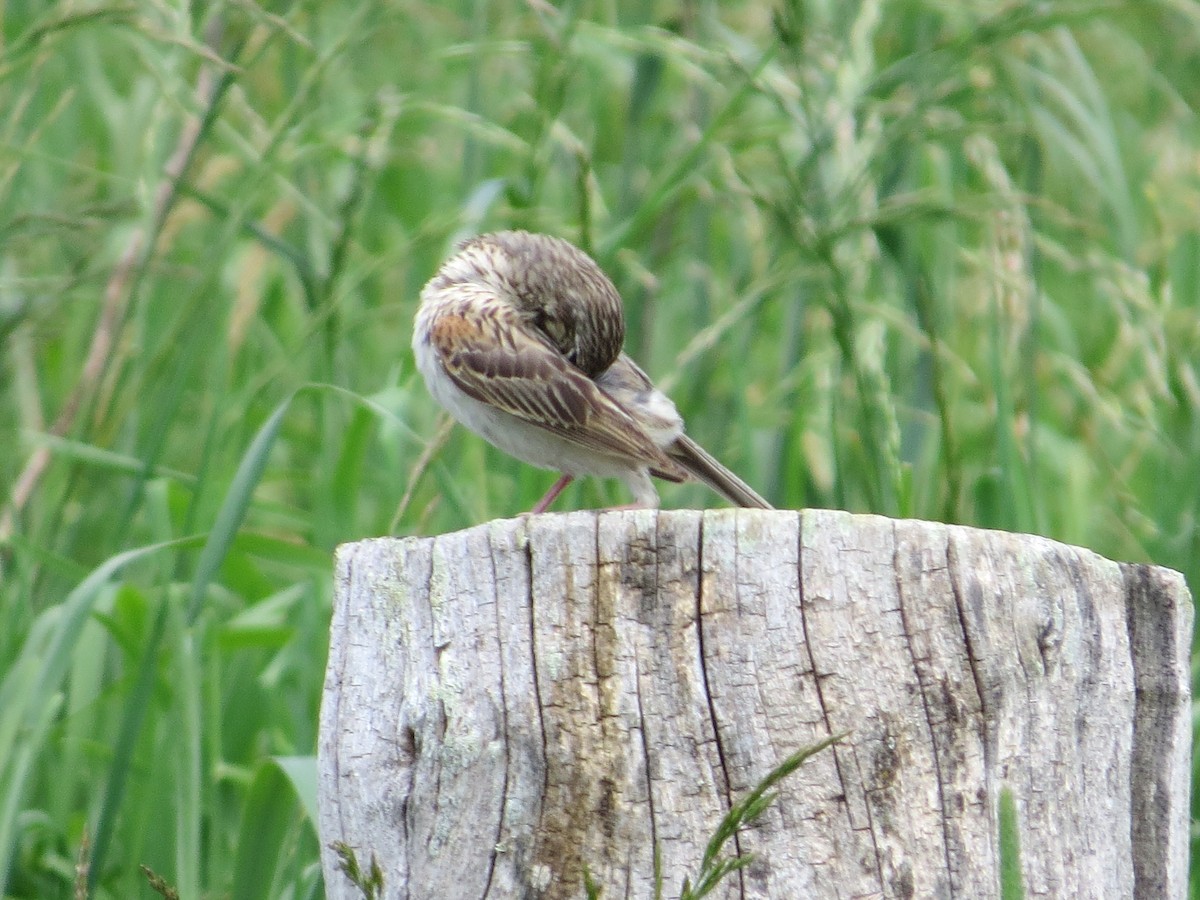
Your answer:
2;0;1197;896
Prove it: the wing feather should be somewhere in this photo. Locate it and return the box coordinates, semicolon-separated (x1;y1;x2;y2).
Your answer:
428;310;687;480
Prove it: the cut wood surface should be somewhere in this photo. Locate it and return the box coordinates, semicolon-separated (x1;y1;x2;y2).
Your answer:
317;509;1192;899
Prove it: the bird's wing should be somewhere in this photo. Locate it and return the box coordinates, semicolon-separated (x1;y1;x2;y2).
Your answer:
427;310;687;480
599;355;772;508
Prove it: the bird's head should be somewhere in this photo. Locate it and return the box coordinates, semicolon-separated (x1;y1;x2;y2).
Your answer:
454;230;626;377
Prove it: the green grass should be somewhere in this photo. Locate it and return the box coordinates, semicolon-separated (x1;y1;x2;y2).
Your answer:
2;0;1198;896
998;785;1025;900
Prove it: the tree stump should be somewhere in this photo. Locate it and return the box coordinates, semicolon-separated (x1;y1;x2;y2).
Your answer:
317;509;1192;899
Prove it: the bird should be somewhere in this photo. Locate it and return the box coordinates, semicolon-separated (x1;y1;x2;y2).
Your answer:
412;230;772;514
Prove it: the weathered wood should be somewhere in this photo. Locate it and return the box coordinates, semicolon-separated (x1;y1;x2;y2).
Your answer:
317;509;1192;899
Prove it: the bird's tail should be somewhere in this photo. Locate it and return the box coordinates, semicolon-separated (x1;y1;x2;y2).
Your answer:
669;434;773;510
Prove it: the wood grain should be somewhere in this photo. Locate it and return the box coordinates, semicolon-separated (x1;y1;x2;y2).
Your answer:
318;509;1191;899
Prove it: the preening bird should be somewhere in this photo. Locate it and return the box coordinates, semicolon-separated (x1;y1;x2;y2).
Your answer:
412;230;772;513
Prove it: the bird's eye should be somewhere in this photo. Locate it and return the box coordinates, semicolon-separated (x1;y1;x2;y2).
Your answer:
535;310;572;351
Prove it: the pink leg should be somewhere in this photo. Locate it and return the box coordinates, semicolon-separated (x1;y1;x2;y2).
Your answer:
530;474;574;514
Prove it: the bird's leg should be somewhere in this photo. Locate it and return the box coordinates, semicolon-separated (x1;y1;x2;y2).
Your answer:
530;474;574;514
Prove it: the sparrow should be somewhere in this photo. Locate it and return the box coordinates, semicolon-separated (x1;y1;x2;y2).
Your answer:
412;230;772;513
